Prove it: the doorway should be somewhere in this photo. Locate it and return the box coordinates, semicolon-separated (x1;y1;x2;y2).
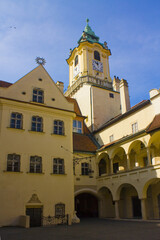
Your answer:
75;193;98;218
26;207;42;227
132;196;142;218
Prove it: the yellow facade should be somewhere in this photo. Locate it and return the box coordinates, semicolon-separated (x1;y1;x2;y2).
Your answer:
1;20;160;227
0;65;75;227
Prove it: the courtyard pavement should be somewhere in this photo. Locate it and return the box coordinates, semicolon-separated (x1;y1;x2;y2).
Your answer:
0;218;160;240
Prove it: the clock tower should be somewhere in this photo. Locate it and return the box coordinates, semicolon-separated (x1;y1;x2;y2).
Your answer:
65;19;122;132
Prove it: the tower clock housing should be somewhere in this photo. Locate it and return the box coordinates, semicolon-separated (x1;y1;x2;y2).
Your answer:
65;20;121;131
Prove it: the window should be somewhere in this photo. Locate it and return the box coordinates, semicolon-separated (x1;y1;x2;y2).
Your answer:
7;154;20;172
54;120;64;135
109;93;114;98
109;134;114;142
73;120;82;133
55;203;65;217
31;116;43;132
75;55;78;66
94;51;100;61
32;89;44;103
113;162;119;173
132;122;138;134
30;156;42;173
10;112;23;129
81;162;89;175
53;158;64;174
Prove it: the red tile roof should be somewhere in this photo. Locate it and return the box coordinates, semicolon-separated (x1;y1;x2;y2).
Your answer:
146;114;160;133
73;133;97;152
0;80;12;88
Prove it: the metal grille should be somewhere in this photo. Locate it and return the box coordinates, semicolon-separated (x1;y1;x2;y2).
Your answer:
42;215;68;226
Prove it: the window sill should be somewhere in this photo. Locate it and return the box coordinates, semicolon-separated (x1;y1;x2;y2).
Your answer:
51;133;66;137
3;170;23;173
26;172;45;175
28;130;45;134
30;101;46;106
50;173;67;176
7;127;25;131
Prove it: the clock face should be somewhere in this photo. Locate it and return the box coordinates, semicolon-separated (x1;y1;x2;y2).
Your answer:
73;64;80;77
92;60;103;72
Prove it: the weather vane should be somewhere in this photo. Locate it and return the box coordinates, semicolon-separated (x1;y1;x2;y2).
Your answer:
35;57;46;66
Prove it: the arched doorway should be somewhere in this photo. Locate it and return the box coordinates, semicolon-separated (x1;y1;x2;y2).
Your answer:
118;184;141;219
98;187;115;218
75;193;98;218
143;178;160;219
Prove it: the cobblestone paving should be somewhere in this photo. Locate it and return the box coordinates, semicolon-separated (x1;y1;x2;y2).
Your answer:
0;218;160;240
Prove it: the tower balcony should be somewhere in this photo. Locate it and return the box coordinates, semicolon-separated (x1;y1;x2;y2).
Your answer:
65;75;113;97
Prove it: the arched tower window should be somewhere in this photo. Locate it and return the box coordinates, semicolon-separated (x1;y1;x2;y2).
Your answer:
75;55;78;66
94;51;100;61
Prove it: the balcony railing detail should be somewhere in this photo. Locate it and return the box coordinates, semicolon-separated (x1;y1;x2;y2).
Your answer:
65;75;113;97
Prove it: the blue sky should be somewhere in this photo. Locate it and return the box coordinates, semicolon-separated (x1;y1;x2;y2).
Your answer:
0;0;160;106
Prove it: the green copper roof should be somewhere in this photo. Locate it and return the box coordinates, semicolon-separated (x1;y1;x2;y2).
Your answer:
78;19;100;44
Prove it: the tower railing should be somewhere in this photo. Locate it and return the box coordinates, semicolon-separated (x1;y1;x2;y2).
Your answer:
65;75;112;97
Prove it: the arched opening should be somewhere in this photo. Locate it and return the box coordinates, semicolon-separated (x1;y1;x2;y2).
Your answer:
143;178;160;219
75;193;98;218
111;147;127;173
148;131;160;165
94;51;100;61
128;140;148;169
98;153;110;176
98;187;115;218
75;55;78;66
118;184;141;219
99;159;106;176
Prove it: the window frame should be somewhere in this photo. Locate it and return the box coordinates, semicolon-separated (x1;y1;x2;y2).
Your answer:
132;122;138;134
73;120;82;133
30;156;42;173
74;55;78;67
81;162;89;176
55;203;65;217
53;120;64;135
10;112;23;129
31;116;43;132
7;154;20;172
32;88;44;103
109;134;114;143
53;158;65;174
94;51;100;61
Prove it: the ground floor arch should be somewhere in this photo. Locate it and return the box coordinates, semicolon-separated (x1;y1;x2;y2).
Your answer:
75;193;98;218
98;187;115;218
118;184;141;219
143;178;160;219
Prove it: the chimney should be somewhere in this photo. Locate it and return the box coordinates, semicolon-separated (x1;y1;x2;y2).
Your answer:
120;79;130;114
56;81;64;93
113;76;120;92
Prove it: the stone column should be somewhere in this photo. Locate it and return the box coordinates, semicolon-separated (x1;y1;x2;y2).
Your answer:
141;198;147;220
146;147;151;166
115;200;120;219
126;154;130;170
110;158;113;174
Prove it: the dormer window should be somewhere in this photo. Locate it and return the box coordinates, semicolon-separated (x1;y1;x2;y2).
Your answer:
75;55;78;66
32;88;44;103
94;51;100;61
73;120;82;133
